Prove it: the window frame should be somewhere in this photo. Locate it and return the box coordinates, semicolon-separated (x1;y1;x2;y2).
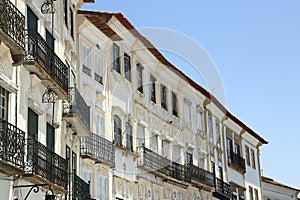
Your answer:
124;53;131;81
136;63;143;93
172;91;178;117
0;86;9;120
113;115;122;146
160;84;167;110
150;75;156;103
251;149;256;169
112;44;121;73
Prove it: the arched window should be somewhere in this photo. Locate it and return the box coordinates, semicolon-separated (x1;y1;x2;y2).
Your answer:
113;115;122;145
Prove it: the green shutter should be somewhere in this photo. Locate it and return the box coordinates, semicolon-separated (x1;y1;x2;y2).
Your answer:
27;108;38;139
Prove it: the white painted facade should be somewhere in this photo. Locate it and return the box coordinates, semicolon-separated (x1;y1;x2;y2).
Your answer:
0;0;267;199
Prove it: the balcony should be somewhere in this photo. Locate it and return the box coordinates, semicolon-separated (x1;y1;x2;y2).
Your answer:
0;118;25;174
213;178;231;200
137;146;190;184
63;87;90;136
24;30;69;99
190;165;215;188
228;151;246;174
81;133;115;167
26;137;68;192
72;172;91;200
0;0;25;64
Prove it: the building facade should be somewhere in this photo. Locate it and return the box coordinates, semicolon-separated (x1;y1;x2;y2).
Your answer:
0;0;267;199
262;176;300;200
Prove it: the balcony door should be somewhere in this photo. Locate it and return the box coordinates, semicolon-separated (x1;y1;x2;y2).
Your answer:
27;108;38;140
27;6;38;33
46;30;55;51
46;123;55;152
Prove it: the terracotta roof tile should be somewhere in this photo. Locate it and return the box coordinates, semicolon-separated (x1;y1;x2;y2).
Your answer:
78;10;122;41
262;176;300;192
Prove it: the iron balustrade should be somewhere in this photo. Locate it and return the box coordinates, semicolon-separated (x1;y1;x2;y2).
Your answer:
94;73;103;84
0;118;25;169
26;30;69;94
72;172;91;200
27;137;68;189
0;0;25;49
190;165;215;187
81;133;115;167
229;151;246;173
137;146;190;182
216;178;231;198
64;87;90;131
82;65;91;76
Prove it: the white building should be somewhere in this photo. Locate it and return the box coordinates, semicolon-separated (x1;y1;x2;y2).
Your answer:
262;176;300;200
0;0;268;199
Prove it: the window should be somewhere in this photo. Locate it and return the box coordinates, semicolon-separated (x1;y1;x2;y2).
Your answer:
82;171;92;185
162;140;170;159
82;43;91;75
113;115;122;146
112;44;120;73
70;8;74;38
95;114;104;137
232;194;238;200
251;149;256;169
94;52;102;84
46;30;54;51
151;135;158;153
173;146;181;163
226;138;233;163
72;152;77;172
137;125;145;147
27;6;38;33
211;161;215;174
64;0;68;28
126;122;133;151
28;108;38;139
150;76;156;103
97;175;107;200
216;122;220;141
46;123;55;152
136;64;143;93
183;99;191;124
207;114;213;134
249;186;254;200
161;85;167;110
0;86;9;120
218;166;223;180
245;145;250;166
186;152;193;167
172;92;178;116
197;110;203;131
235;143;240;156
254;189;259;200
124;54;131;81
66;146;71;187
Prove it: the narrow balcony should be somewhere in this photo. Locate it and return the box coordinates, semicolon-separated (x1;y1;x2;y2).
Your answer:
0;118;25;174
228;151;246;174
213;178;231;200
72;172;91;200
190;165;215;188
26;137;68;193
63;87;90;137
24;30;69;99
0;0;25;64
81;133;115;167
137;146;189;184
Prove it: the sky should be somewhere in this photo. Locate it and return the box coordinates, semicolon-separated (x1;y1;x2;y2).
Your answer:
83;1;300;188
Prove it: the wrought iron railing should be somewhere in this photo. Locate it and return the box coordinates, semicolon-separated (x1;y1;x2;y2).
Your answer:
82;65;91;76
72;172;91;200
64;87;90;131
81;133;115;167
0;118;25;169
27;137;68;189
0;0;25;49
190;165;215;187
137;146;189;182
26;30;69;94
229;151;246;173
216;178;231;198
94;73;103;84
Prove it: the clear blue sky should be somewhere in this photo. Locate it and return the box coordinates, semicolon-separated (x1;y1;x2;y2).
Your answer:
84;1;300;188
